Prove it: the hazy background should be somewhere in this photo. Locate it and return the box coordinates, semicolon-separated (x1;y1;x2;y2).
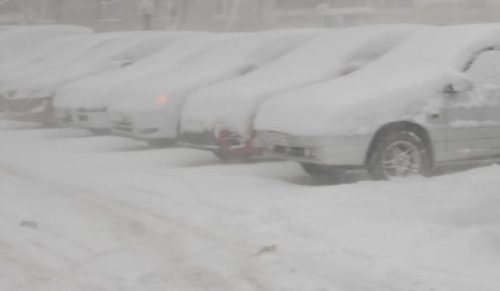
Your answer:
1;0;499;32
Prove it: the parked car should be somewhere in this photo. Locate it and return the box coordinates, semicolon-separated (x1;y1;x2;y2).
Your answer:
52;33;232;134
0;25;92;112
107;30;317;147
255;24;500;180
0;25;92;67
180;24;423;161
3;31;182;125
0;32;140;102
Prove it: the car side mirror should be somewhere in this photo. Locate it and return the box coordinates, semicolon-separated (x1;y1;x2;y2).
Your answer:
239;63;258;75
445;79;473;93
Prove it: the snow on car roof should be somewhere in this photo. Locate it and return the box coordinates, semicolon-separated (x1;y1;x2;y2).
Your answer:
2;32;194;97
107;30;317;112
180;29;317;71
1;33;130;84
12;31;181;99
53;34;236;109
181;24;423;134
255;24;500;137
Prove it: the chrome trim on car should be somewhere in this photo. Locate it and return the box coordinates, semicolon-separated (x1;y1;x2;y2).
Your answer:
258;131;372;166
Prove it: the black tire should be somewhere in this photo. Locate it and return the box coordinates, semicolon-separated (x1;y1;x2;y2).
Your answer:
89;128;110;136
213;150;251;163
147;139;177;148
367;130;433;180
300;163;328;176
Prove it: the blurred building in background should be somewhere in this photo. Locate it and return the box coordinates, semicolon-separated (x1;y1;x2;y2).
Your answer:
1;0;500;31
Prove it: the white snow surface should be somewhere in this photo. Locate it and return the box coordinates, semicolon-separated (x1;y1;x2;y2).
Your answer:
1;119;500;291
0;25;93;67
180;24;424;137
52;33;231;110
12;31;179;100
255;24;500;136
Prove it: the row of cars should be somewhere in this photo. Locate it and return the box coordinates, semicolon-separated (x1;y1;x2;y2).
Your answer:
3;24;500;180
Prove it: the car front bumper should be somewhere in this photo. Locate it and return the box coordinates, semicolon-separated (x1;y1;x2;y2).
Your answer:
257;131;373;167
109;110;176;141
55;108;109;130
182;128;263;156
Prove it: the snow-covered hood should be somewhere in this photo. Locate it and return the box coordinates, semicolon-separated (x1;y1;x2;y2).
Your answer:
255;24;500;137
107;63;247;113
0;33;128;95
107;30;318;113
11;60;119;100
52;34;230;110
181;24;424;135
9;31;179;101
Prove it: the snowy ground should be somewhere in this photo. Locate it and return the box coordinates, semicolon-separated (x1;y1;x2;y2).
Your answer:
1;119;500;291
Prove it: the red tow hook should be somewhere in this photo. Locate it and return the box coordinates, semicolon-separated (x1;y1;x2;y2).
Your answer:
217;129;263;155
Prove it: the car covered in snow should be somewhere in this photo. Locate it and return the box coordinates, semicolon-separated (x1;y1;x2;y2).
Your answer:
107;30;317;147
3;31;182;125
0;25;92;112
52;34;230;134
255;24;500;180
180;24;423;161
0;33;138;100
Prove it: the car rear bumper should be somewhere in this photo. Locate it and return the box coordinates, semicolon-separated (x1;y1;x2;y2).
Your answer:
257;131;372;166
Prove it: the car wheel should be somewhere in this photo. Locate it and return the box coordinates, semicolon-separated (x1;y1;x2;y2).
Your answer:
300;163;328;176
367;131;433;180
213;150;250;163
89;128;109;136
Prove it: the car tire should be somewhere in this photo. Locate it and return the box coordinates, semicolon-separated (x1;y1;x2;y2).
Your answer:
89;128;110;136
367;130;433;180
213;150;250;163
300;163;328;176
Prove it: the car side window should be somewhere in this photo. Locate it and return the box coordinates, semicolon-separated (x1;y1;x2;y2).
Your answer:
466;50;500;87
464;50;500;104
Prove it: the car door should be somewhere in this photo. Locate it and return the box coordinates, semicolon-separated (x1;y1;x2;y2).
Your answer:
444;49;500;160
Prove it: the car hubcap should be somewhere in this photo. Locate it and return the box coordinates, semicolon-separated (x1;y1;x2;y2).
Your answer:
381;141;422;178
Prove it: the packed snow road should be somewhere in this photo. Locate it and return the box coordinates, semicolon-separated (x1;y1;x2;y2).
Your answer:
0;120;500;291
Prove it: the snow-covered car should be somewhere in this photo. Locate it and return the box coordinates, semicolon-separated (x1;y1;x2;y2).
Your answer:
52;34;231;134
180;24;423;161
0;25;92;67
0;33;134;98
255;24;500;180
107;30;317;147
3;31;182;125
0;25;92;112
